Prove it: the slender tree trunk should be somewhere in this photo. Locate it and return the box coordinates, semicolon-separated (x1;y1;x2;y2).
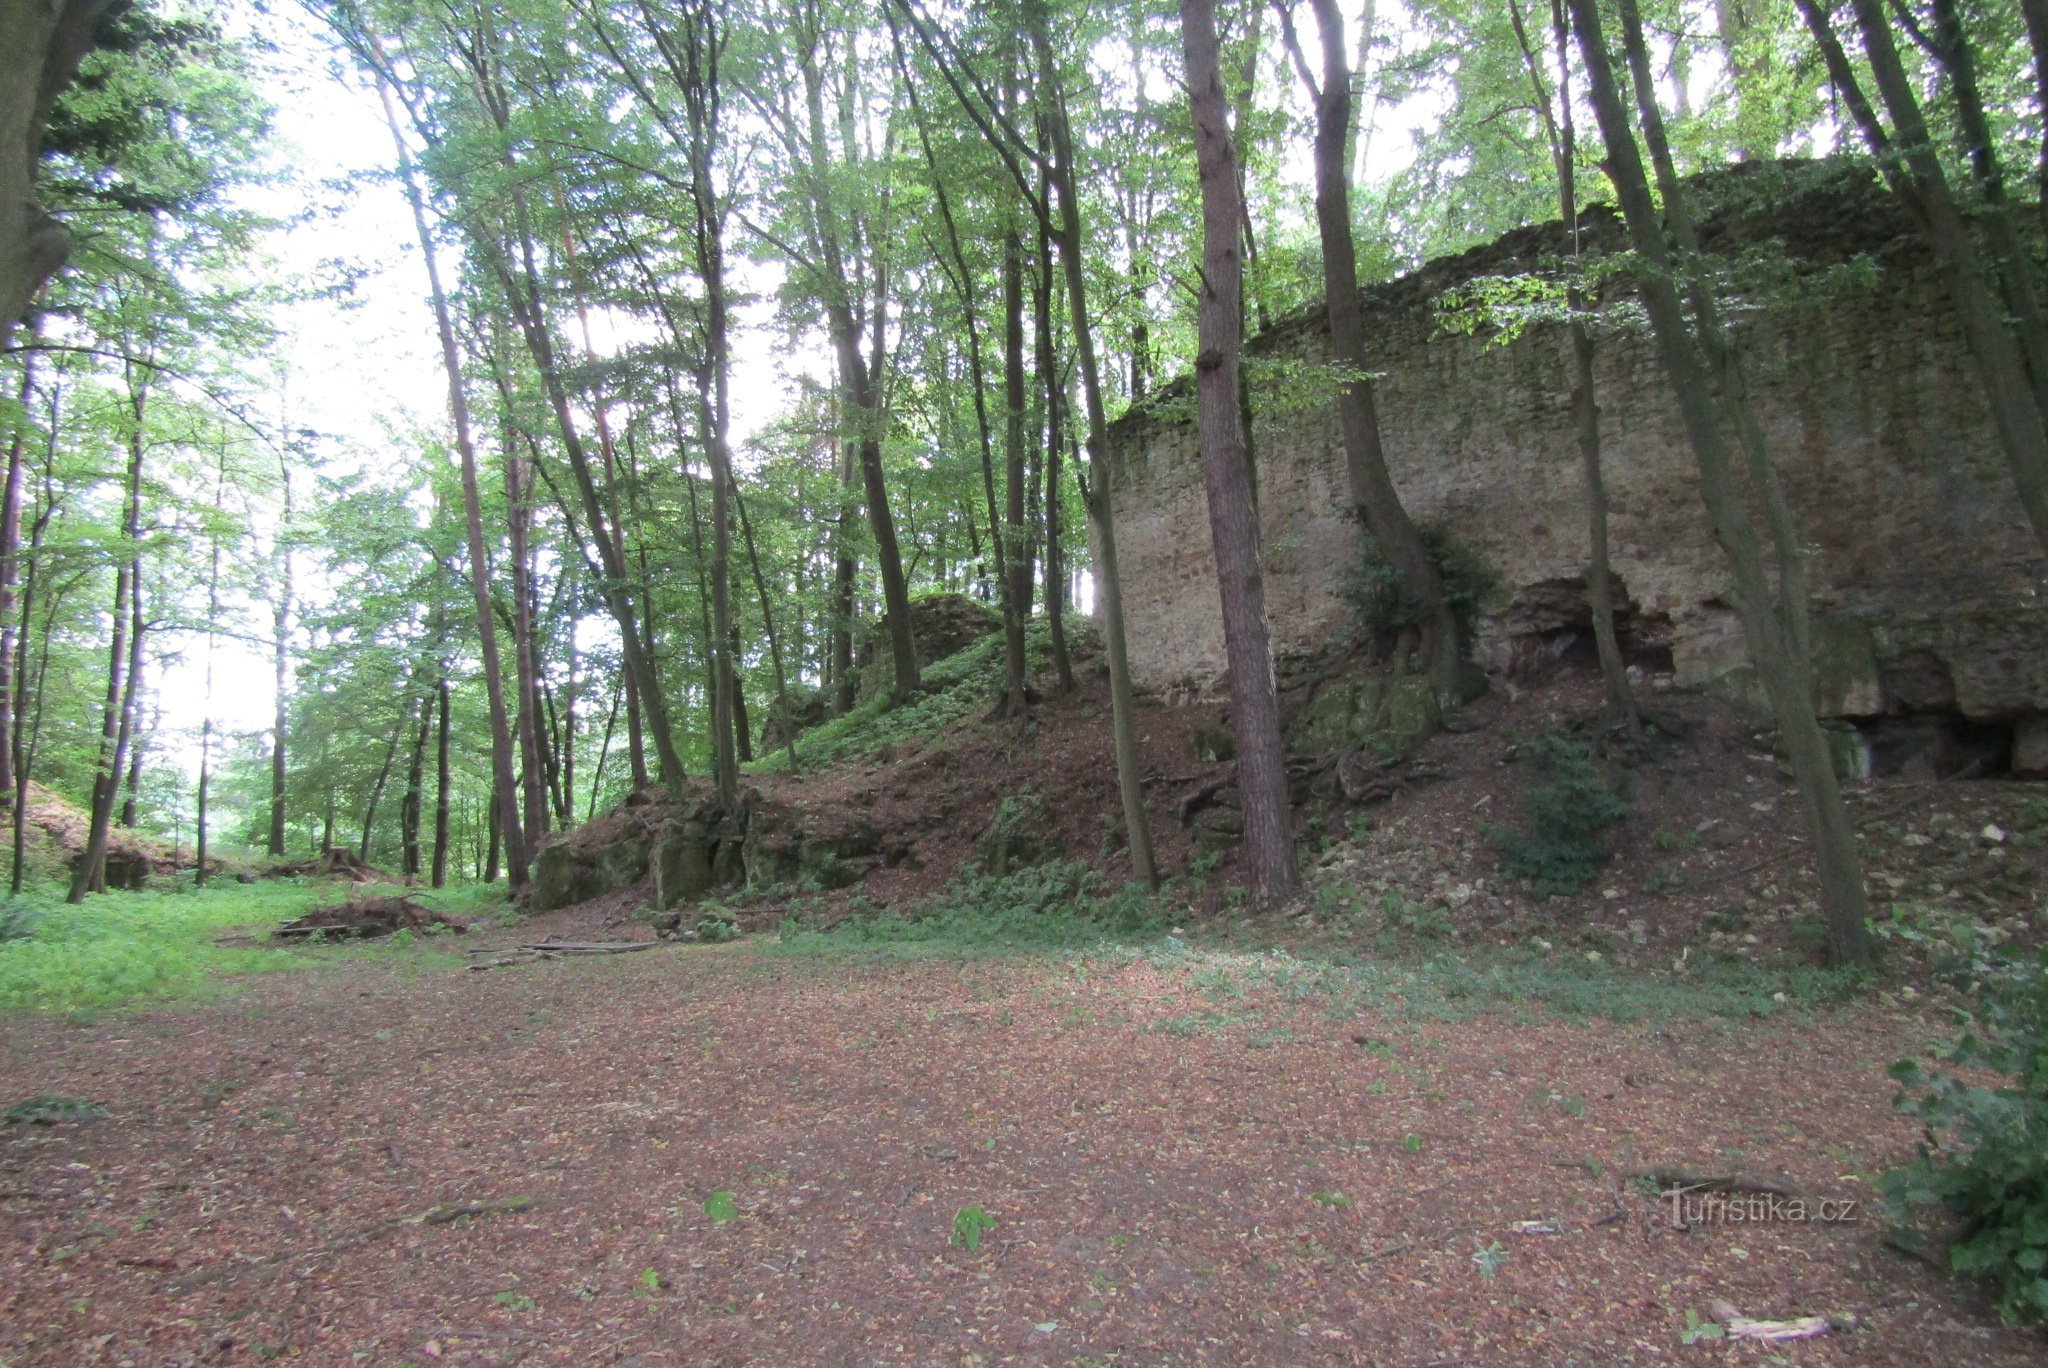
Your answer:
0;340;34;807
401;686;430;877
375;70;528;891
359;710;403;865
1617;0;1810;669
67;373;146;904
1282;0;1458;699
269;467;290;857
1569;0;1871;964
503;434;549;842
1180;0;1298;905
485;793;501;884
999;215;1032;716
117;591;143;830
589;676;620;819
1035;207;1077;694
828;435;859;713
432;674;450;888
1027;0;1157;887
1509;0;1639;731
902;55;1027;716
736;481;799;771
796;42;919;706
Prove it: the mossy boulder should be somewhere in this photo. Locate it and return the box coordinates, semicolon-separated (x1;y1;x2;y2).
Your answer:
975;791;1058;876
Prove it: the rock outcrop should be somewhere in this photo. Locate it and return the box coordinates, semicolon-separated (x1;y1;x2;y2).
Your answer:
526;782;890;914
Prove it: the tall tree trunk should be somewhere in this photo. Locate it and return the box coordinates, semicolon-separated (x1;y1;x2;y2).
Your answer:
1616;0;1811;670
1569;0;1871;965
375;70;529;891
400;686;430;877
828;434;859;713
432;674;450;888
269;466;290;856
735;480;799;771
683;0;741;809
1035;206;1077;694
1180;0;1298;905
67;368;146;903
1508;0;1639;731
503;432;549;843
359;708;403;865
900;50;1027;717
1026;0;1158;887
0;339;34;807
999;214;1032;716
1281;0;1459;700
796;39;919;706
116;572;143;829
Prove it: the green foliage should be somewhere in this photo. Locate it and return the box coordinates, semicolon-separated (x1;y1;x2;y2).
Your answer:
773;860;1163;957
490;1291;536;1312
694;914;741;943
4;1094;106;1125
0;901;40;943
0;884;331;1013
1488;734;1627;897
1679;1309;1726;1345
1882;945;2048;1323
704;1190;739;1224
1350;524;1495;637
950;1204;995;1251
748;625;1051;774
1470;1239;1508;1280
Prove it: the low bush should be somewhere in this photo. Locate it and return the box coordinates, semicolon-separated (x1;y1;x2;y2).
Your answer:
1488;733;1627;897
1350;523;1494;638
1883;943;2048;1323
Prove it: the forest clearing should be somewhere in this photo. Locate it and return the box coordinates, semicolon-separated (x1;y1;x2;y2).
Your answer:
8;0;2048;1362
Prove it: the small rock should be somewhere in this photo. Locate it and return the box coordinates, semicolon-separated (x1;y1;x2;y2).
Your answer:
1982;824;2007;844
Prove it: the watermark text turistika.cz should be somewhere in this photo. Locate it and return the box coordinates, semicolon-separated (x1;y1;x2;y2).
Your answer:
1666;1188;1858;1228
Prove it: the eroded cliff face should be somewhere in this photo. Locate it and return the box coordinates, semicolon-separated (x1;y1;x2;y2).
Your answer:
1106;162;2047;767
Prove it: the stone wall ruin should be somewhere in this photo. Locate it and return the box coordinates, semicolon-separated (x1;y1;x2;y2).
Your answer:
1104;161;2048;776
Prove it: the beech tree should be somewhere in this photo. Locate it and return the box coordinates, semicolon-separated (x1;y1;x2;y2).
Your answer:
1181;0;1295;905
1568;0;1872;964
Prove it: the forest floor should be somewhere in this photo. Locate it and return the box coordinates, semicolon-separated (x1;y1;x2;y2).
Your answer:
1;915;2044;1366
5;663;2048;1365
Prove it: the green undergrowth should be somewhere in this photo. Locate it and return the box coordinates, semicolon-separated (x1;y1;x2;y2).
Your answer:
0;879;499;1015
745;623;1052;773
766;860;1862;1021
1177;940;1868;1025
771;859;1164;957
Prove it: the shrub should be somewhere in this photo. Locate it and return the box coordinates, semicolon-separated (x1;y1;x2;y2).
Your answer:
1882;944;2048;1323
1488;733;1627;897
1351;523;1494;638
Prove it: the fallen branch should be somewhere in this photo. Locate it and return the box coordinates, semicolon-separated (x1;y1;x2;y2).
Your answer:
168;1195;539;1295
517;940;667;955
1624;1167;1808;1200
1358;1225;1472;1265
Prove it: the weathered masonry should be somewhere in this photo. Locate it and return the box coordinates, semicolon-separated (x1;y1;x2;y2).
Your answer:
1105;162;2048;773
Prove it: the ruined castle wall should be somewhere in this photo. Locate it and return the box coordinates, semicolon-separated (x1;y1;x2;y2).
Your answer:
1105;188;2046;722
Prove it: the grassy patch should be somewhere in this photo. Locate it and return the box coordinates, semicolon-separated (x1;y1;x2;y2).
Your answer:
745;625;1051;773
1181;940;1868;1025
771;860;1164;958
0;880;497;1015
